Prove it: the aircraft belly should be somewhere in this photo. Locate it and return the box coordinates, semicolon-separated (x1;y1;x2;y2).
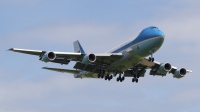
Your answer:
120;58;140;71
106;51;140;72
74;71;98;78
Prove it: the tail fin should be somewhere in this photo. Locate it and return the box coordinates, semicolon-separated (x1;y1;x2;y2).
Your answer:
73;40;85;53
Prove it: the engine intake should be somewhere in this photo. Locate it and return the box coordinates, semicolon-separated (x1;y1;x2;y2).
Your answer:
82;53;96;64
157;63;172;74
41;52;56;62
173;68;187;78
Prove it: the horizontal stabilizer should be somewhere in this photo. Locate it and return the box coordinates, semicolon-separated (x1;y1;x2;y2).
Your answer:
42;67;79;74
9;48;42;55
187;70;192;73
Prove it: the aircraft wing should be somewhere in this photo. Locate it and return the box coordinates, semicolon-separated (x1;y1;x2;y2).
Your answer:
9;48;82;59
9;48;123;65
138;57;192;78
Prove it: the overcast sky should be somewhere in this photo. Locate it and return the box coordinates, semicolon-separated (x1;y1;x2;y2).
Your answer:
0;0;200;112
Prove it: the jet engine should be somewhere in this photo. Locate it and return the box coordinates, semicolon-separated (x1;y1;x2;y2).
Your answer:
173;68;187;78
157;63;172;74
82;54;96;64
41;52;56;62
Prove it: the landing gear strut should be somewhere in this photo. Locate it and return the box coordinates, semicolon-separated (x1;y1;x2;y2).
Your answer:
98;70;105;78
148;50;155;62
132;73;139;83
132;67;139;83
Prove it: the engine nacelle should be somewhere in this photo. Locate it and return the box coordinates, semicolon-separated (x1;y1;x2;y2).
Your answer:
173;68;187;78
41;52;56;62
157;63;172;74
82;54;96;64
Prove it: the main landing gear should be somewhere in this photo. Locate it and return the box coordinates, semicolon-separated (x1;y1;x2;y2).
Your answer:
116;73;125;82
131;67;140;83
132;78;138;83
97;69;140;83
98;70;113;81
132;73;139;83
104;74;113;81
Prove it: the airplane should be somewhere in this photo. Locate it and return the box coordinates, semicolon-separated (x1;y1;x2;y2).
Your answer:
9;26;192;83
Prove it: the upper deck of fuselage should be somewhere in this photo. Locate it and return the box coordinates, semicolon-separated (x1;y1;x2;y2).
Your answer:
108;26;165;53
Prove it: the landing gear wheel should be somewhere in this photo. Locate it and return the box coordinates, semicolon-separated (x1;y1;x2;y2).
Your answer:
108;75;112;81
152;58;154;62
101;74;104;79
117;76;122;82
148;57;152;62
104;75;108;80
148;57;154;62
132;78;135;82
116;77;120;82
109;75;113;79
122;76;125;81
136;78;138;83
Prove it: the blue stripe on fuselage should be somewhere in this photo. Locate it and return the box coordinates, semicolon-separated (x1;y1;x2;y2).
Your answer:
111;26;165;53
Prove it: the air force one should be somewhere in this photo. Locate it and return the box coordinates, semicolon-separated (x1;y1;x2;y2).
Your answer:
9;26;192;83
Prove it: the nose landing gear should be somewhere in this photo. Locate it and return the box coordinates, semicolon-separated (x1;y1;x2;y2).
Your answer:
132;72;139;83
148;50;155;62
148;57;154;62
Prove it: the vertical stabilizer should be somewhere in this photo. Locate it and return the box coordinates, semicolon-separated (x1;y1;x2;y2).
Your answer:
73;40;86;53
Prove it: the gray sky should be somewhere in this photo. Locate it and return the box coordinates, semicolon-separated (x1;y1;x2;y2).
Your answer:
0;0;199;112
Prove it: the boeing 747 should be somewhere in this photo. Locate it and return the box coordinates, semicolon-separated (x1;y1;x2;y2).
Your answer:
9;26;192;83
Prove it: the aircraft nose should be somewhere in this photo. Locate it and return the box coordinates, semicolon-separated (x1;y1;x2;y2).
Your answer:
147;26;165;38
157;29;165;38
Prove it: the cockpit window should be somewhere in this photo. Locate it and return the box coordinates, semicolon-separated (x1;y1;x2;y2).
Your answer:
151;26;157;29
150;26;159;30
